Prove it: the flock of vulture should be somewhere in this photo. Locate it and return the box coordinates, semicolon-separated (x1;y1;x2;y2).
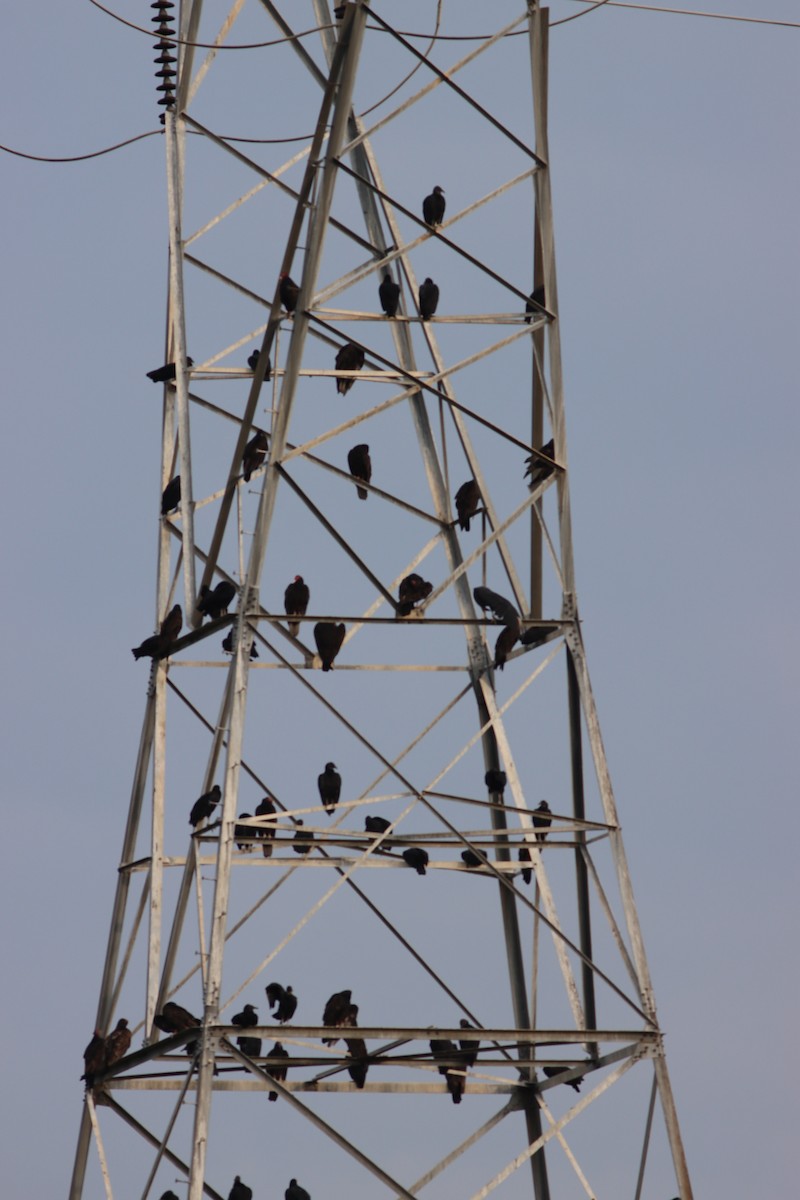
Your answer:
156;1179;311;1200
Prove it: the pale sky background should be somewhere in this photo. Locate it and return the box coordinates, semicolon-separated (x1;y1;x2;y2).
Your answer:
0;2;797;1198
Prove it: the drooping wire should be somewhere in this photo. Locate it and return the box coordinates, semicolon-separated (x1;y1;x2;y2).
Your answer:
0;129;162;163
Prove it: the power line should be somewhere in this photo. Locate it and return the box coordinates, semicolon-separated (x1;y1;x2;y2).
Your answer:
0;129;162;163
561;1;800;28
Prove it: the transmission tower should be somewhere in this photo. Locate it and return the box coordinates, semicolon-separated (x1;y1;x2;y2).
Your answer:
70;4;693;1200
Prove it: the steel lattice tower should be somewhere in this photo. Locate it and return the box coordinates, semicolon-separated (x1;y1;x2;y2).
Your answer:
70;4;693;1199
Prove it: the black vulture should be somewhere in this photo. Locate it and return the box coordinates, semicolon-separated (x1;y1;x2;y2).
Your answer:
525;285;546;322
285;1181;311;1200
242;430;269;482
422;185;446;227
334;342;365;395
533;800;552;842
132;633;168;661
103;1019;131;1067
82;1031;105;1085
318;762;341;815
322;989;355;1045
454;479;480;531
267;1041;289;1100
292;820;313;855
518;845;532;885
484;769;507;796
255;797;277;857
284;576;310;638
429;1038;464;1103
279;273;300;313
494;620;521;670
347;443;371;499
542;1065;583;1092
473;587;520;627
314;622;346;671
235;814;254;852
419;277;440;321
402;847;429;875
524;439;557;491
265;982;298;1023
459;1019;480;1068
222;629;258;658
345;1035;369;1088
161;475;181;515
365;815;392;835
378;271;400;317
232;1003;261;1058
197;580;237;620
159;1192;180;1200
397;573;433;617
228;1177;253;1200
189;784;221;829
247;347;271;381
461;849;482;869
146;356;193;383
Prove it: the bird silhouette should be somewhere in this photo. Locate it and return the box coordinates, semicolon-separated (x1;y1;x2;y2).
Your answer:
279;273;299;313
161;475;181;515
197;580;237;620
146;356;193;383
459;1019;480;1068
345;1035;369;1088
242;430;269;482
222;629;258;658
265;982;298;1023
429;1038;464;1103
378;270;400;317
525;285;546;322
103;1019;132;1068
398;573;433;616
322;989;356;1045
422;185;446;227
228;1177;253;1200
494;621;520;670
518;845;532;885
347;444;371;499
365;815;392;835
524;439;557;490
189;784;221;829
292;821;313;855
533;800;552;842
402;847;429;875
314;621;345;671
284;576;310;638
235;814;254;853
285;1181;311;1200
81;1031;105;1086
419;277;440;320
334;342;365;394
484;769;507;795
542;1065;583;1092
231;1004;261;1058
153;1001;201;1054
255;797;276;857
461;849;482;869
454;479;480;531
267;1041;289;1100
247;347;271;381
318;762;341;815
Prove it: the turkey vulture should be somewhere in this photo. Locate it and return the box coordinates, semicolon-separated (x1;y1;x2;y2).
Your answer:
347;443;371;499
285;1182;311;1200
542;1065;583;1092
197;580;237;620
279;273;300;313
524;439;557;491
161;475;181;515
318;762;341;815
402;847;429;875
314;622;345;671
247;347;271;381
398;573;433;616
189;784;221;829
518;845;532;885
459;1019;480;1068
473;587;519;627
525;285;546;322
265;983;298;1024
322;989;355;1045
461;849;482;869
161;603;183;642
146;356;193;383
292;820;313;855
533;800;552;842
153;1001;201;1054
485;769;507;796
419;277;439;321
429;1038;464;1103
242;430;269;481
422;185;446;227
228;1177;253;1200
345;1035;369;1088
334;342;365;395
222;629;259;658
454;479;480;531
284;576;310;638
267;1040;290;1100
235;814;254;852
103;1019;131;1068
494;620;520;670
82;1031;105;1085
379;271;400;317
232;1003;261;1058
132;633;168;661
365;815;392;835
255;796;277;857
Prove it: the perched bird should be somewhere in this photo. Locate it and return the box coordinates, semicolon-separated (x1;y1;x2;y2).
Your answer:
518;845;532;885
347;443;371;499
235;814;254;853
255;796;277;858
267;1041;290;1100
284;576;310;638
232;1004;261;1058
524;439;557;491
459;1019;480;1069
247;347;271;381
146;356;193;383
494;620;520;670
525;284;546;322
285;1181;311;1200
131;633;168;661
365;815;392;835
160;604;183;643
242;430;269;482
197;580;237;621
292;820;313;855
103;1019;132;1068
542;1065;583;1092
222;629;259;658
429;1038;464;1104
189;784;221;829
533;800;552;842
378;270;400;317
334;341;365;394
422;185;446;227
161;475;181;515
397;573;433;616
419;277;440;321
228;1177;253;1200
279;273;300;313
473;587;520;627
81;1031;105;1085
322;989;355;1045
266;982;298;1024
159;1192;180;1200
461;849;482;869
454;479;480;532
314;621;346;671
318;762;342;815
402;846;429;875
345;1035;369;1088
153;1000;201;1054
484;769;507;796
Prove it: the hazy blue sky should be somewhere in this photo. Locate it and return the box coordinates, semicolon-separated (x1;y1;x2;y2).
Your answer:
1;3;796;1198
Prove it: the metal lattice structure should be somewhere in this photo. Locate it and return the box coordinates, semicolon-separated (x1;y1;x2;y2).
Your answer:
70;4;693;1199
